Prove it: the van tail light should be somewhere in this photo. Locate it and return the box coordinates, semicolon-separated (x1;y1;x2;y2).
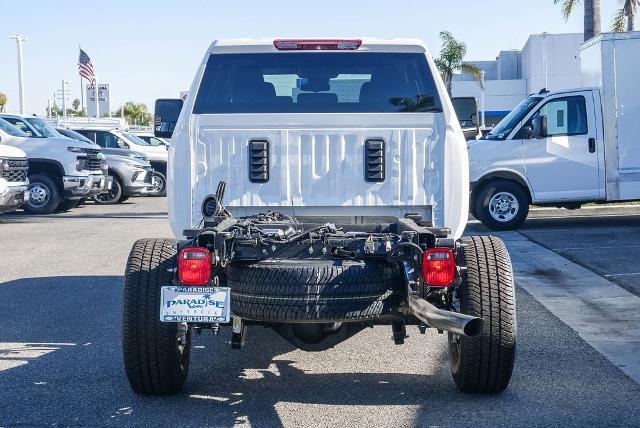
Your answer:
273;39;362;50
178;247;211;286
422;248;456;287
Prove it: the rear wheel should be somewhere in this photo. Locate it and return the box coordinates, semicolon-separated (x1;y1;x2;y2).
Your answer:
23;174;61;215
122;238;191;395
474;180;529;231
449;236;517;393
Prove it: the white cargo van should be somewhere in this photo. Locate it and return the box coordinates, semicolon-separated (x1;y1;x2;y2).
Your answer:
469;32;640;230
121;38;517;395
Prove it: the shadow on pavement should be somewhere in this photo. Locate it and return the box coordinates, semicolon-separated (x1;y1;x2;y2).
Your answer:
0;276;639;427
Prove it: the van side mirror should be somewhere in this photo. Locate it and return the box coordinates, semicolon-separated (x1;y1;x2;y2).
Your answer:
154;98;183;138
533;115;548;139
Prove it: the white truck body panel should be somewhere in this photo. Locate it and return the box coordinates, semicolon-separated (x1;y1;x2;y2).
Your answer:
169;38;469;239
581;32;640;200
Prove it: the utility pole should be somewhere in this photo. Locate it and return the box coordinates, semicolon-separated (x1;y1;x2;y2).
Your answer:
9;35;27;114
480;70;486;130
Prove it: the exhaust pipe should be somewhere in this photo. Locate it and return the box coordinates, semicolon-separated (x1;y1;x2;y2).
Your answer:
407;293;484;337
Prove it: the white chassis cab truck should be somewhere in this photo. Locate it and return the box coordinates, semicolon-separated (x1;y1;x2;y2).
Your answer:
469;32;640;230
122;38;517;395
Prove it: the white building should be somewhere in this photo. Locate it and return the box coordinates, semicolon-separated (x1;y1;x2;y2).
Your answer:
452;33;583;127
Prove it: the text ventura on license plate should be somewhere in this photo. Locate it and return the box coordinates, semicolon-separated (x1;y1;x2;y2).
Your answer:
160;286;231;323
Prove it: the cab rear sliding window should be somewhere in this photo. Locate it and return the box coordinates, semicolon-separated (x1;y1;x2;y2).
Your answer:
193;52;443;114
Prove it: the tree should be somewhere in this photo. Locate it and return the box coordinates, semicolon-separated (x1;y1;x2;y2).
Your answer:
612;0;638;31
0;92;6;113
72;98;81;111
434;31;483;97
555;0;601;41
117;101;152;126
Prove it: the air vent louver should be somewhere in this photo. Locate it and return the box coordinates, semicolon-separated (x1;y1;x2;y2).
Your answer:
364;140;385;182
249;140;269;183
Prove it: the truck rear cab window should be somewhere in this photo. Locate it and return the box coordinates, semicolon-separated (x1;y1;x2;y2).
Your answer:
193;52;442;114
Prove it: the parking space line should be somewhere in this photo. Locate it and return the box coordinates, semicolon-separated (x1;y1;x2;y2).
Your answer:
505;237;640;385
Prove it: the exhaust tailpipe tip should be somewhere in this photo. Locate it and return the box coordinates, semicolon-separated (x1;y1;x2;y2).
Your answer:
463;318;485;337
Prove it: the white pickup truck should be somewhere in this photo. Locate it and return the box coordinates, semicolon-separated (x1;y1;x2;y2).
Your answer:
0;139;29;214
0;114;111;214
122;38;517;395
469;32;640;230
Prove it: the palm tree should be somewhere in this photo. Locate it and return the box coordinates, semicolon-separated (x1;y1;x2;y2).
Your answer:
0;92;6;113
554;0;601;41
434;31;483;97
612;0;638;31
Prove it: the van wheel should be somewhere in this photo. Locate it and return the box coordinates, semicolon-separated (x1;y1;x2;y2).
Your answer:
449;236;517;393
122;238;190;395
474;180;529;231
23;174;61;215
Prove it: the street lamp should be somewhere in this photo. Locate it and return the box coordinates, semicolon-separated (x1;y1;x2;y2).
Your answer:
9;34;27;114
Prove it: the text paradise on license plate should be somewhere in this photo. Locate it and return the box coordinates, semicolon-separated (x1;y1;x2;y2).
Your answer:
160;287;231;323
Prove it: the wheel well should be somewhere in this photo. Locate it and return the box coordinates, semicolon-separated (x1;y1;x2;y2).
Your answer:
108;168;124;185
149;161;166;175
472;173;532;207
28;160;64;188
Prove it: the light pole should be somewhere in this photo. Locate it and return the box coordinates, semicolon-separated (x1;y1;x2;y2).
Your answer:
9;34;27;114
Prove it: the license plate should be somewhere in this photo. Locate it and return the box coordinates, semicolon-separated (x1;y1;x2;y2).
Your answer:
160;286;231;323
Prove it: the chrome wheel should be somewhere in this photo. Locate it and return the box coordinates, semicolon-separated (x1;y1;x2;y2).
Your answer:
28;183;50;208
488;192;519;222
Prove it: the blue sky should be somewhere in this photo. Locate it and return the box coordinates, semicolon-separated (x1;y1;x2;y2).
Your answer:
0;0;620;115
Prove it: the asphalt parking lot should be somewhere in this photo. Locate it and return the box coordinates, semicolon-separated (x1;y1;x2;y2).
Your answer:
1;199;639;427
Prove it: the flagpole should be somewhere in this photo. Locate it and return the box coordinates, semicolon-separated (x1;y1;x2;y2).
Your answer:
79;45;84;115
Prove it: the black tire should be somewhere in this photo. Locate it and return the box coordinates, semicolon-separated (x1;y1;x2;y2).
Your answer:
119;195;130;203
474;180;529;231
149;172;167;197
227;259;401;322
449;236;516;394
56;199;80;212
122;238;191;395
23;173;61;215
93;176;122;204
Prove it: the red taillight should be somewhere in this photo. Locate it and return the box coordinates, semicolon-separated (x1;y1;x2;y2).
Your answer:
422;248;456;287
273;39;362;50
178;247;211;286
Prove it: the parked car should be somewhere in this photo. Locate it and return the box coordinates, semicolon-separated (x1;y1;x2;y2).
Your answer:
0;116;111;214
72;128;168;196
57;127;154;204
469;32;640;230
0;125;29;214
122;38;517;396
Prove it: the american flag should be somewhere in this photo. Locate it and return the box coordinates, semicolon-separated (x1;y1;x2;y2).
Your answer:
78;48;95;82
